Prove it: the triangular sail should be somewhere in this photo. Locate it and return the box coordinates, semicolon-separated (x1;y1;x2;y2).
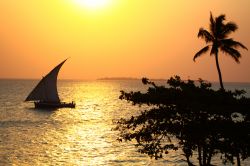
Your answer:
25;59;67;102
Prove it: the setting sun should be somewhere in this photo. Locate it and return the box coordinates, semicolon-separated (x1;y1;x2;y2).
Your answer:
74;0;110;10
0;0;249;82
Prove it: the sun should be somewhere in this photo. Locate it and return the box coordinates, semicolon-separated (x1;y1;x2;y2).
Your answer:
74;0;110;10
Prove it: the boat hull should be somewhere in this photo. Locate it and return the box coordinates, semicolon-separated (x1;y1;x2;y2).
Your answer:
34;101;75;108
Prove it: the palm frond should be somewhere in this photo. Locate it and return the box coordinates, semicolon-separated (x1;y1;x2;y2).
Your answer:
196;12;247;64
198;28;214;43
221;39;248;50
215;14;226;37
216;14;226;24
193;46;210;61
209;12;216;36
220;46;241;63
221;22;238;38
224;22;238;32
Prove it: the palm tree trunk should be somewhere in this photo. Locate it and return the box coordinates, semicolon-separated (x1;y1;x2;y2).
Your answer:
198;145;202;166
236;153;241;166
215;53;224;90
207;147;213;165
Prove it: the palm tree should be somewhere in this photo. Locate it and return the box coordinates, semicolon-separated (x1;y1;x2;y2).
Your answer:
194;12;248;90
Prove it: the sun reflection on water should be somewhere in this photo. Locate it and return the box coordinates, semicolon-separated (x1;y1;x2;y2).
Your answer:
0;80;184;165
34;81;127;164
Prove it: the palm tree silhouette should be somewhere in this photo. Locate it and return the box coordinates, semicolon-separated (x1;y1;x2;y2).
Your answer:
194;12;247;90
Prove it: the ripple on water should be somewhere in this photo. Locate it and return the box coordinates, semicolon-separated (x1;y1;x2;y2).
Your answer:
1;80;250;165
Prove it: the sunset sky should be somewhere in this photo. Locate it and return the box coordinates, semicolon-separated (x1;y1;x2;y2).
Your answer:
0;0;249;82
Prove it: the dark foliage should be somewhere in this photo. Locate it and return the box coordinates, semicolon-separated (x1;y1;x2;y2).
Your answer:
114;76;250;165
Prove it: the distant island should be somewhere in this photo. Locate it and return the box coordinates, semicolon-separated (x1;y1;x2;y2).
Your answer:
97;77;166;81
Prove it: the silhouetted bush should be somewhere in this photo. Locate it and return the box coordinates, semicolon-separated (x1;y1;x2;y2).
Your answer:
114;76;250;166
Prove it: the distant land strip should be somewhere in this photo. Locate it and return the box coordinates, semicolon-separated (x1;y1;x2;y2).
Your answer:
97;77;166;81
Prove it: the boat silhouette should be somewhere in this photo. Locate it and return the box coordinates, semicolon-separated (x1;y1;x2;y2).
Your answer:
25;59;75;108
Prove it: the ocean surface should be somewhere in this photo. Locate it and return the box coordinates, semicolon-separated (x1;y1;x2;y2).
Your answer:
0;79;250;165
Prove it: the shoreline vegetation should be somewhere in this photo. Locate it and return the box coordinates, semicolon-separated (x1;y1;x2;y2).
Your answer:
114;13;249;166
114;76;250;166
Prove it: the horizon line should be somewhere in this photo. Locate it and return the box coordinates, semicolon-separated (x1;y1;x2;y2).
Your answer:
0;77;250;84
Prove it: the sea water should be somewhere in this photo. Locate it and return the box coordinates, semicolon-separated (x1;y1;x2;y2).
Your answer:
0;79;249;165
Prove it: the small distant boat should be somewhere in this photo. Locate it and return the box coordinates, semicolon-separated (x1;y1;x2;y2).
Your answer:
25;59;75;108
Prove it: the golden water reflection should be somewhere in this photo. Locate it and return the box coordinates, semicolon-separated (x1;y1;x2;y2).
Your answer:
0;80;183;165
54;81;152;165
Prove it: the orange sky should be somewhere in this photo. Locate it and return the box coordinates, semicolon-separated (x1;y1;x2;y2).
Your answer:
0;0;249;81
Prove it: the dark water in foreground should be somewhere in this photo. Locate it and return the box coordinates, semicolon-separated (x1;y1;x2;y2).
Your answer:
0;79;249;165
